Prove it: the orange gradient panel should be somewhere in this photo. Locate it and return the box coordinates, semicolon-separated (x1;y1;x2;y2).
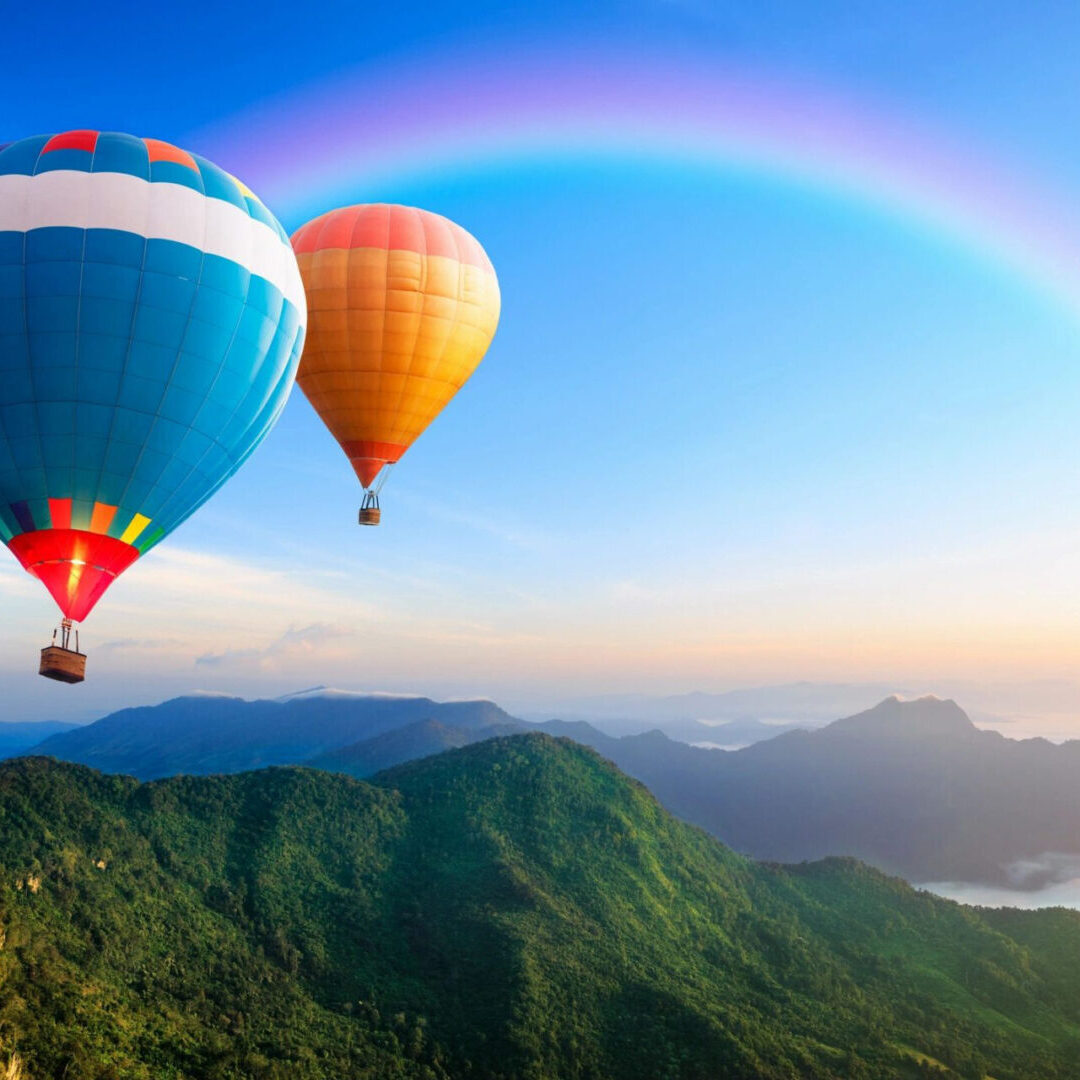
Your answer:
89;501;117;535
292;204;500;488
142;138;199;173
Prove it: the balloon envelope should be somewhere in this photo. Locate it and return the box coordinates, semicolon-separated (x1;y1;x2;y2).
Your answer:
291;204;500;490
0;131;306;620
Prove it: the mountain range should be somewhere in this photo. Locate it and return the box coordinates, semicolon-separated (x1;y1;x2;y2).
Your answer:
27;691;1080;887
2;737;1080;1078
29;690;516;779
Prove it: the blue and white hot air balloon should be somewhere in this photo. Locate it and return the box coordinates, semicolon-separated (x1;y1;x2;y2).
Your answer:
0;130;306;680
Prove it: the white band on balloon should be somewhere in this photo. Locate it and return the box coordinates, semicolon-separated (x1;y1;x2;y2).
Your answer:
0;170;306;316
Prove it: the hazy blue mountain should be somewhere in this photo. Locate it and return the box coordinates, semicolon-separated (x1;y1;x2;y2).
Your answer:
572;695;1080;885
30;690;517;779
0;720;79;759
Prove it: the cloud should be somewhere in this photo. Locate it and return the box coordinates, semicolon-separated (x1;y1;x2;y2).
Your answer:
923;852;1080;911
121;547;366;619
96;637;185;653
196;622;354;670
1002;852;1080;890
0;560;39;599
922;877;1080;911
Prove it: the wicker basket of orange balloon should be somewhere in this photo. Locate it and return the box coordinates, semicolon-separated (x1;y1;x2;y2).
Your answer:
359;491;381;525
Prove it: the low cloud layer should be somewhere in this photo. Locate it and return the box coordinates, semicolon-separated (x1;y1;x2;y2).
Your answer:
922;878;1080;911
923;852;1080;910
197;623;354;670
1003;852;1080;890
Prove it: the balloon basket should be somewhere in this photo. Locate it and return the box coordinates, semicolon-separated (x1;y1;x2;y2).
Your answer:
40;646;86;684
39;620;85;684
359;491;381;526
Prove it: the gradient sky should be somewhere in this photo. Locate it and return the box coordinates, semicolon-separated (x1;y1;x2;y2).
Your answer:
4;1;1080;724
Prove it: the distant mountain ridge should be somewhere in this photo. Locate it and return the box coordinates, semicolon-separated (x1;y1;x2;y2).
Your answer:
31;691;518;779
3;739;1080;1077
0;720;79;760
541;681;914;732
28;690;1080;887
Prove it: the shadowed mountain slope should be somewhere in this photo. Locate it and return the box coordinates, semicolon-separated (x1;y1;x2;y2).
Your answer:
305;717;523;776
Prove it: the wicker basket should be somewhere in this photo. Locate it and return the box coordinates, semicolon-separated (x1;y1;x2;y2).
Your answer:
358;506;381;526
39;646;86;684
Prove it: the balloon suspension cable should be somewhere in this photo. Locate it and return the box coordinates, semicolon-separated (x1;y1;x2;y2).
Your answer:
370;462;394;496
51;618;82;654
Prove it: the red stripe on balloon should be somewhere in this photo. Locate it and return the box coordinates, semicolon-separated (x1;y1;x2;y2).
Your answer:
48;498;72;530
42;130;99;153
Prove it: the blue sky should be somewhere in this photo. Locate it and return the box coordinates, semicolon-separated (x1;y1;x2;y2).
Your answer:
4;1;1080;723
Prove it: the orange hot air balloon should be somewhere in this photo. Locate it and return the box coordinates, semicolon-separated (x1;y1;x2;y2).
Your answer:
291;204;501;524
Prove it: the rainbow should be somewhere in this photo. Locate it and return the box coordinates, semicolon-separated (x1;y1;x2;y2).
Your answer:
195;41;1080;321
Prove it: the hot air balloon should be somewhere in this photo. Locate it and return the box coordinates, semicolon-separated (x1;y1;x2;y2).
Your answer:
0;131;306;682
291;204;500;524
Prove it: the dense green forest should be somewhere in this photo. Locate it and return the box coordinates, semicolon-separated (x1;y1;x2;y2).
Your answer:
0;735;1079;1078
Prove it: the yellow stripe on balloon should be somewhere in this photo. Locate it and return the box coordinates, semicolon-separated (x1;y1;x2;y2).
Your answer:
119;513;151;546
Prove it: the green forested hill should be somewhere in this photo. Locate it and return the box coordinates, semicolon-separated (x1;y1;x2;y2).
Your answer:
0;736;1079;1079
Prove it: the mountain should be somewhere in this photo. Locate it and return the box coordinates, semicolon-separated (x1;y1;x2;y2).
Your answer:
30;690;518;779
306;717;523;776
30;691;1080;887
558;695;1080;885
0;720;78;759
3;737;1080;1078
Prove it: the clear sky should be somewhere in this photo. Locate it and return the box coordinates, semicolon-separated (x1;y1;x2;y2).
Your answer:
4;0;1080;724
